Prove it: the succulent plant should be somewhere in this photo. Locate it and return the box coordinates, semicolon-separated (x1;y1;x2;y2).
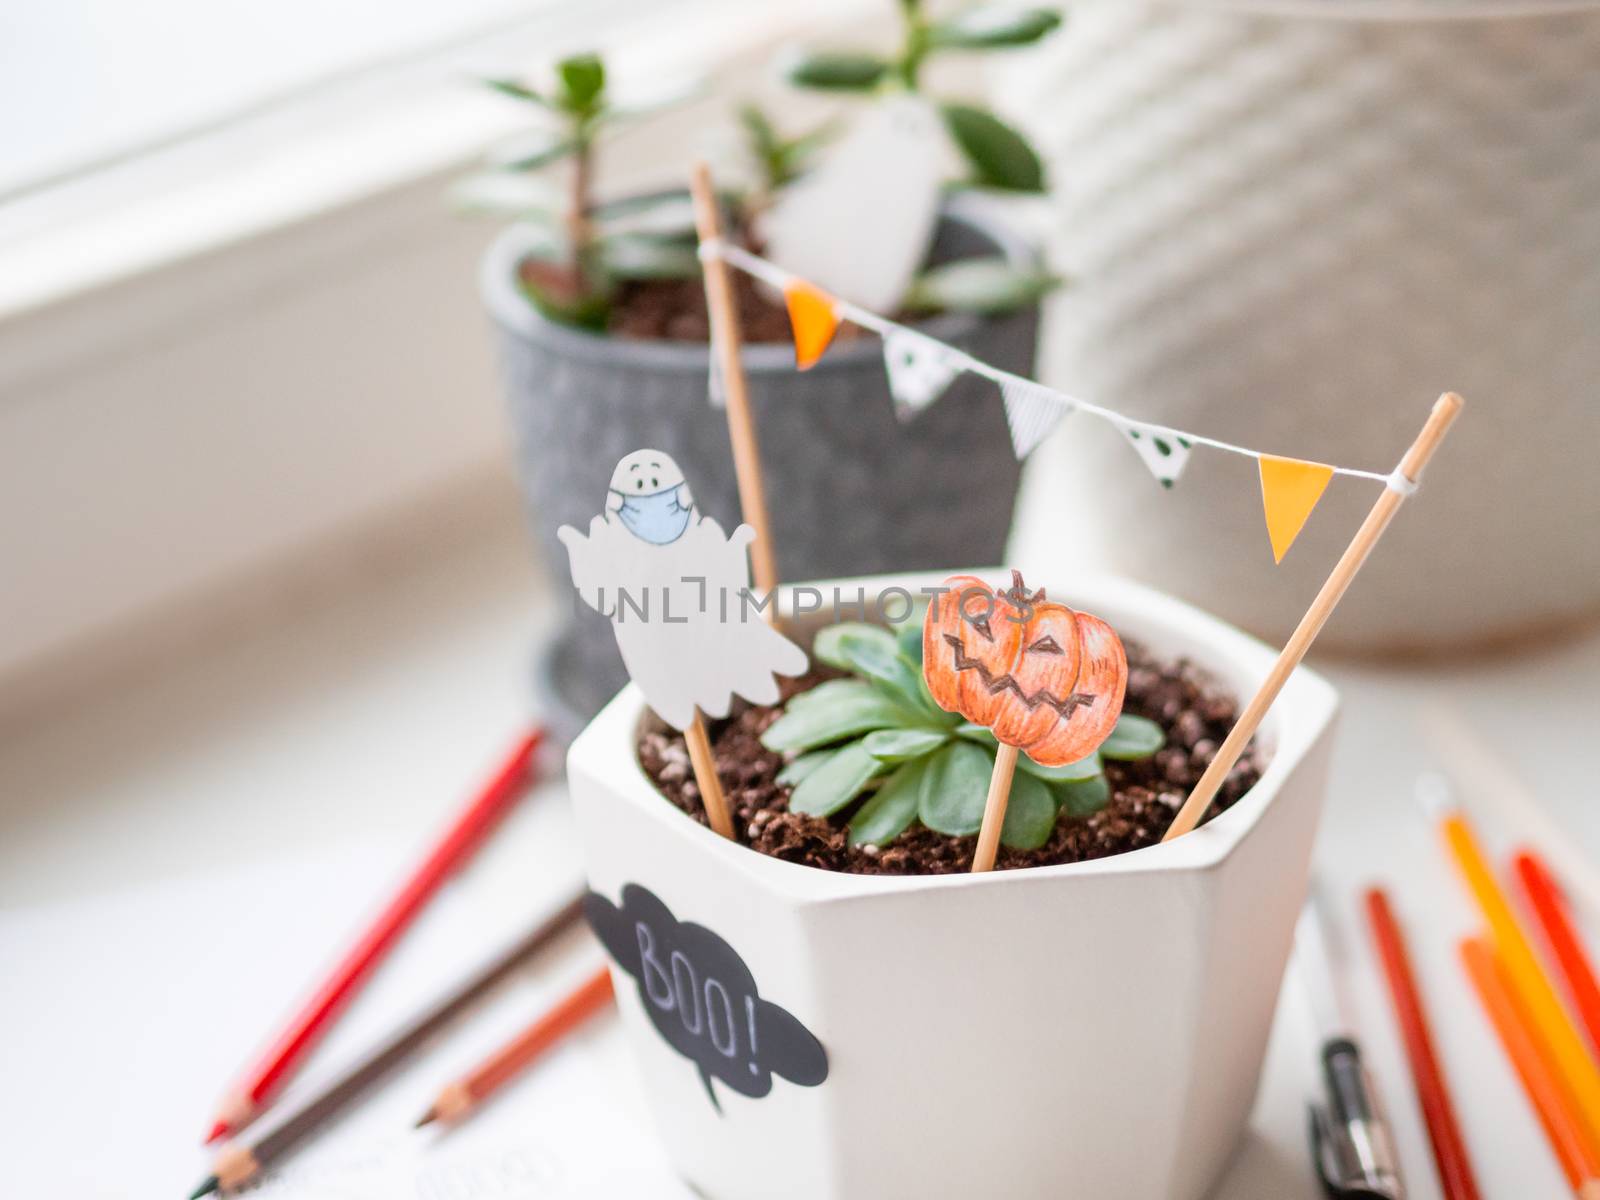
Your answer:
760;614;1163;850
781;1;1065;314
735;103;839;209
461;52;701;328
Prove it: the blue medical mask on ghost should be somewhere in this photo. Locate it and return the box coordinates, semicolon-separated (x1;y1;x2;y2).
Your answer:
610;483;693;545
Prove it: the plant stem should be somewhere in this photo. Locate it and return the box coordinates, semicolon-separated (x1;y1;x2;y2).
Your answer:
896;0;928;91
567;126;593;278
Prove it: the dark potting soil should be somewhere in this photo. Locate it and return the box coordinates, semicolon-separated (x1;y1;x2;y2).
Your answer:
606;271;875;345
637;647;1263;875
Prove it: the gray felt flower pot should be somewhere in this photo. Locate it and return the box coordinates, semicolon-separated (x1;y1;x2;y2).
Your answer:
482;198;1040;740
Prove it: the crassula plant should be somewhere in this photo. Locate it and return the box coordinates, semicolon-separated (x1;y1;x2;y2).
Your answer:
731;102;839;222
762;611;1163;850
465;53;702;327
780;0;1064;314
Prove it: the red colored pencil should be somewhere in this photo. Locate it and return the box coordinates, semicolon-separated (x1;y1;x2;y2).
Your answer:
414;967;616;1128
203;729;544;1143
1364;888;1481;1200
1516;850;1600;1063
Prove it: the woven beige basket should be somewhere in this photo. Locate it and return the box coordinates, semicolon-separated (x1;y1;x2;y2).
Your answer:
999;0;1600;654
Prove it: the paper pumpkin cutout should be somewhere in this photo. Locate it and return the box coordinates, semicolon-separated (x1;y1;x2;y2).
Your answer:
883;328;961;420
1118;422;1193;489
784;282;839;369
922;571;1127;766
558;449;807;730
1000;377;1070;459
1259;456;1335;562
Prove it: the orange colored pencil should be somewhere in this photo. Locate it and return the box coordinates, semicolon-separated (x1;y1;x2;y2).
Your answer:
415;967;615;1127
1420;775;1600;1148
1461;936;1600;1198
204;729;544;1142
1365;889;1480;1200
1517;850;1600;1063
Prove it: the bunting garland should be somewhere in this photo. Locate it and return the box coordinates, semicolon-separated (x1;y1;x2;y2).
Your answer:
1258;457;1335;563
1114;420;1194;490
698;238;1420;564
883;328;962;421
783;281;839;370
1000;377;1070;459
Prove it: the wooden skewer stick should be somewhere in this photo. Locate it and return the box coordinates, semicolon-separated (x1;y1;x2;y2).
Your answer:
1162;392;1464;843
972;743;1019;873
689;160;779;598
684;707;735;840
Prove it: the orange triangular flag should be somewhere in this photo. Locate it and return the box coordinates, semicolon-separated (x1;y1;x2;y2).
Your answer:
784;281;839;370
1258;456;1334;563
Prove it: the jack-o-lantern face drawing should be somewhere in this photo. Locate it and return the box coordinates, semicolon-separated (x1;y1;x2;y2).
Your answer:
923;571;1128;766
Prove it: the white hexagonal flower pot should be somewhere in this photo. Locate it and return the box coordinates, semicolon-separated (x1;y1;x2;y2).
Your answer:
567;571;1338;1200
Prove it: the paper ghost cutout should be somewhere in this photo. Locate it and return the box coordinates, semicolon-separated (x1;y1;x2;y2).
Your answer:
558;449;808;730
607;450;695;544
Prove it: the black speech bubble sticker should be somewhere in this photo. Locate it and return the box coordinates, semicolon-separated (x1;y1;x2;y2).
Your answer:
584;883;828;1111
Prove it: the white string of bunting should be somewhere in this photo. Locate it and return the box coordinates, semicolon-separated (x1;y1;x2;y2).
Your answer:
697;237;1424;563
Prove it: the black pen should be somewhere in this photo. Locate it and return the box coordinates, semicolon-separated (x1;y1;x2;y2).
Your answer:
1295;887;1405;1200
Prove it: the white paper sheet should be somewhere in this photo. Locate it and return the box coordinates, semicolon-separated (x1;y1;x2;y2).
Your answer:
0;784;689;1198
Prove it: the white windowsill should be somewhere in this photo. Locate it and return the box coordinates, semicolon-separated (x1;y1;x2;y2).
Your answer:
0;0;876;720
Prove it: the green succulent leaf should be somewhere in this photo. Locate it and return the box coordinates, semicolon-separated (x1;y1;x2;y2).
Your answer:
1018;750;1103;783
776;749;834;788
760;680;917;752
954;721;995;744
940;103;1045;192
811;623;940;717
599;234;700;280
740;103;836;189
955;724;1105;779
862;728;950;763
812;622;899;672
999;769;1057;849
556;53;606;113
928;7;1063;50
492;133;581;173
590;191;690;219
773;119;840;182
784;51;891;91
918;740;993;836
518;255;610;329
592;193;697;238
904;257;1059;314
789;741;885;817
897;618;925;663
523;289;609;331
1100;713;1165;761
1055;772;1111;818
483;77;547;105
739;104;781;161
848;758;928;846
